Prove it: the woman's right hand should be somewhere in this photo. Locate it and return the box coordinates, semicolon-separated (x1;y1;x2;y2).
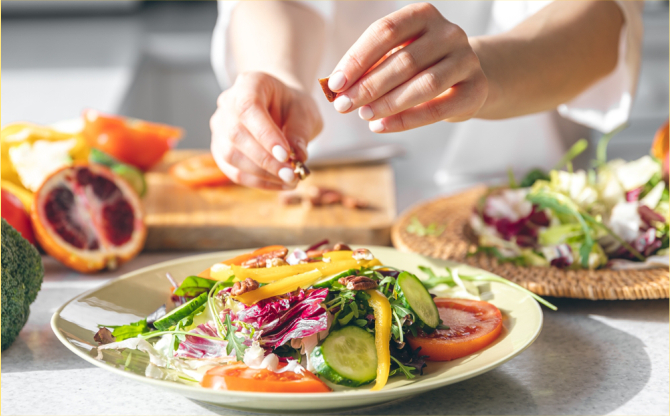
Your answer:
210;72;323;190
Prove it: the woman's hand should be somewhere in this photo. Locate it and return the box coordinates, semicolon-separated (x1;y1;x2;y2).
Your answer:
211;72;323;190
327;3;488;132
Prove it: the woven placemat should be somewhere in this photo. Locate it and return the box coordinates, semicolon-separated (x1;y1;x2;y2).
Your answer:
392;186;669;300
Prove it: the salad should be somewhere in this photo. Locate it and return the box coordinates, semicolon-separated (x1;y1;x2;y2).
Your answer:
470;123;669;270
94;242;554;393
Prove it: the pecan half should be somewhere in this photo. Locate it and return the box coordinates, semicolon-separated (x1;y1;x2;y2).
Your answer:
241;248;289;269
338;275;378;291
332;242;352;251
231;278;260;296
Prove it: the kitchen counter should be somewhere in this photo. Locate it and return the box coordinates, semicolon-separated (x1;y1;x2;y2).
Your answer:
2;254;668;415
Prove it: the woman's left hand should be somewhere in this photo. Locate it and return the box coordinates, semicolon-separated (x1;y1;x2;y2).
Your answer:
327;2;488;132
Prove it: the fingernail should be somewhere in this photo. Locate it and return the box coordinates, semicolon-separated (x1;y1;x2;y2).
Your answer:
334;95;352;112
272;145;289;162
369;119;385;133
278;167;295;183
359;106;374;120
328;71;346;91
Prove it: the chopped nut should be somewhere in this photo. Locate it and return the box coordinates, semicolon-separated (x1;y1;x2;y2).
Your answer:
293;160;311;180
338;275;378;291
342;195;369;209
231;278;260;296
241;248;289;268
318;77;336;102
352;248;374;261
278;190;303;205
266;257;288;268
94;328;115;345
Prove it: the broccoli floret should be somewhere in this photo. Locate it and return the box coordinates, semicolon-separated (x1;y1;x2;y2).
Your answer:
2;218;44;350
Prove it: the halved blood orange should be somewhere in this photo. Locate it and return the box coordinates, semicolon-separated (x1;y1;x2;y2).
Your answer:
407;298;503;361
31;163;146;273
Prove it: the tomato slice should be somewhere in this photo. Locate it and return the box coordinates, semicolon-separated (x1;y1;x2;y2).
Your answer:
201;363;331;393
82;109;183;171
1;188;36;245
407;298;503;361
169;154;231;188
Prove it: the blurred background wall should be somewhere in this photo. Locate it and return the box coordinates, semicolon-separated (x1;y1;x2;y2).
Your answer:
2;0;668;198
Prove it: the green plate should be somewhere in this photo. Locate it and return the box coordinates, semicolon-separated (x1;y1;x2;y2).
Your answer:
51;246;543;413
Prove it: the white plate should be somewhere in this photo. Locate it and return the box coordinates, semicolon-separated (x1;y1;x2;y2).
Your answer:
51;246;543;413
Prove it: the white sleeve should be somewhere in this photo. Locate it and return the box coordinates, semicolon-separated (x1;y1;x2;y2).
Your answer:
557;1;644;133
210;1;332;90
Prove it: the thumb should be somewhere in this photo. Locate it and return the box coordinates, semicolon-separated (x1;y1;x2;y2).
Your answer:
282;99;323;163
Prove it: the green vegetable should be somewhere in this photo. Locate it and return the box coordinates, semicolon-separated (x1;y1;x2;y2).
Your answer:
311;326;378;387
395;272;440;329
406;216;445;237
99;319;149;341
153;292;208;331
519;168;550;188
173;276;218;297
1;219;44;350
418;266;558;311
554;138;588;171
224;313;247;361
89;148;147;197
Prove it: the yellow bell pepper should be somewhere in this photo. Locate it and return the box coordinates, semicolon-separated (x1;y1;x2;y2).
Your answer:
233;269;323;305
211;258;381;283
321;250;354;261
366;289;392;391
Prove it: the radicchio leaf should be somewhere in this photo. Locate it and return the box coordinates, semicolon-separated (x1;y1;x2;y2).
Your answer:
175;322;231;360
234;288;329;348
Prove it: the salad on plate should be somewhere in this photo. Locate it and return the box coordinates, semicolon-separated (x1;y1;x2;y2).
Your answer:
94;242;554;393
470;123;669;270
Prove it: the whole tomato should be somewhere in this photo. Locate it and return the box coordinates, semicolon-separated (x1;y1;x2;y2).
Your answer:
82;109;183;171
1;188;36;245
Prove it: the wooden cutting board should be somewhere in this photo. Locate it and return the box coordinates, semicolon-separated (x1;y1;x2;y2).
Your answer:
143;150;396;250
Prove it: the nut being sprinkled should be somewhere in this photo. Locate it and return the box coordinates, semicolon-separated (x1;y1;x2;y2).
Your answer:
293;160;311;180
231;278;259;296
352;248;374;261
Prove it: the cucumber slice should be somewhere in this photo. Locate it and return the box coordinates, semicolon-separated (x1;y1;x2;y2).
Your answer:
89;148;147;197
153;292;208;331
311;326;377;387
396;271;440;328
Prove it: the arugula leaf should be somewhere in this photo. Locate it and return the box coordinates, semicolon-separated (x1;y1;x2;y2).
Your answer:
554;138;588;171
508;167;518;189
174;276;218;297
389;356;416;379
519;168;550;188
224;314;248;361
98;319;149;341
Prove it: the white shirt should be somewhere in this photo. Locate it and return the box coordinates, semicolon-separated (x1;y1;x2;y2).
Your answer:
211;1;643;190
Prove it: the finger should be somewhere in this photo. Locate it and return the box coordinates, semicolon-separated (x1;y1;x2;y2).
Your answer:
327;3;436;93
233;81;292;165
369;78;485;133
281;102;322;162
211;143;292;191
360;52;474;121
215;142;286;185
229;122;297;184
333;35;445;114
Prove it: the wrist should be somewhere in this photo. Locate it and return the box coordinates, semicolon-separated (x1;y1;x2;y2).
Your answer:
469;36;502;119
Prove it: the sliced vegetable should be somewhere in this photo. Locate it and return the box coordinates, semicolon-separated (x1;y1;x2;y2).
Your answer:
365;289;392;391
233;269;323;305
169;153;231;188
199;245;288;279
215;258;380;283
153;292;208;331
395;272;440;329
200;363;331;393
173;276;218;297
89;148;147;197
321;250;354;261
407;298;502;361
311;326;377;387
82;109;182;170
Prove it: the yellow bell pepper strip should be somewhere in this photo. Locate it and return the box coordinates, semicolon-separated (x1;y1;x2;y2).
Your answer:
321;250;354;261
212;258;382;283
234;269;323;305
366;289;392;391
